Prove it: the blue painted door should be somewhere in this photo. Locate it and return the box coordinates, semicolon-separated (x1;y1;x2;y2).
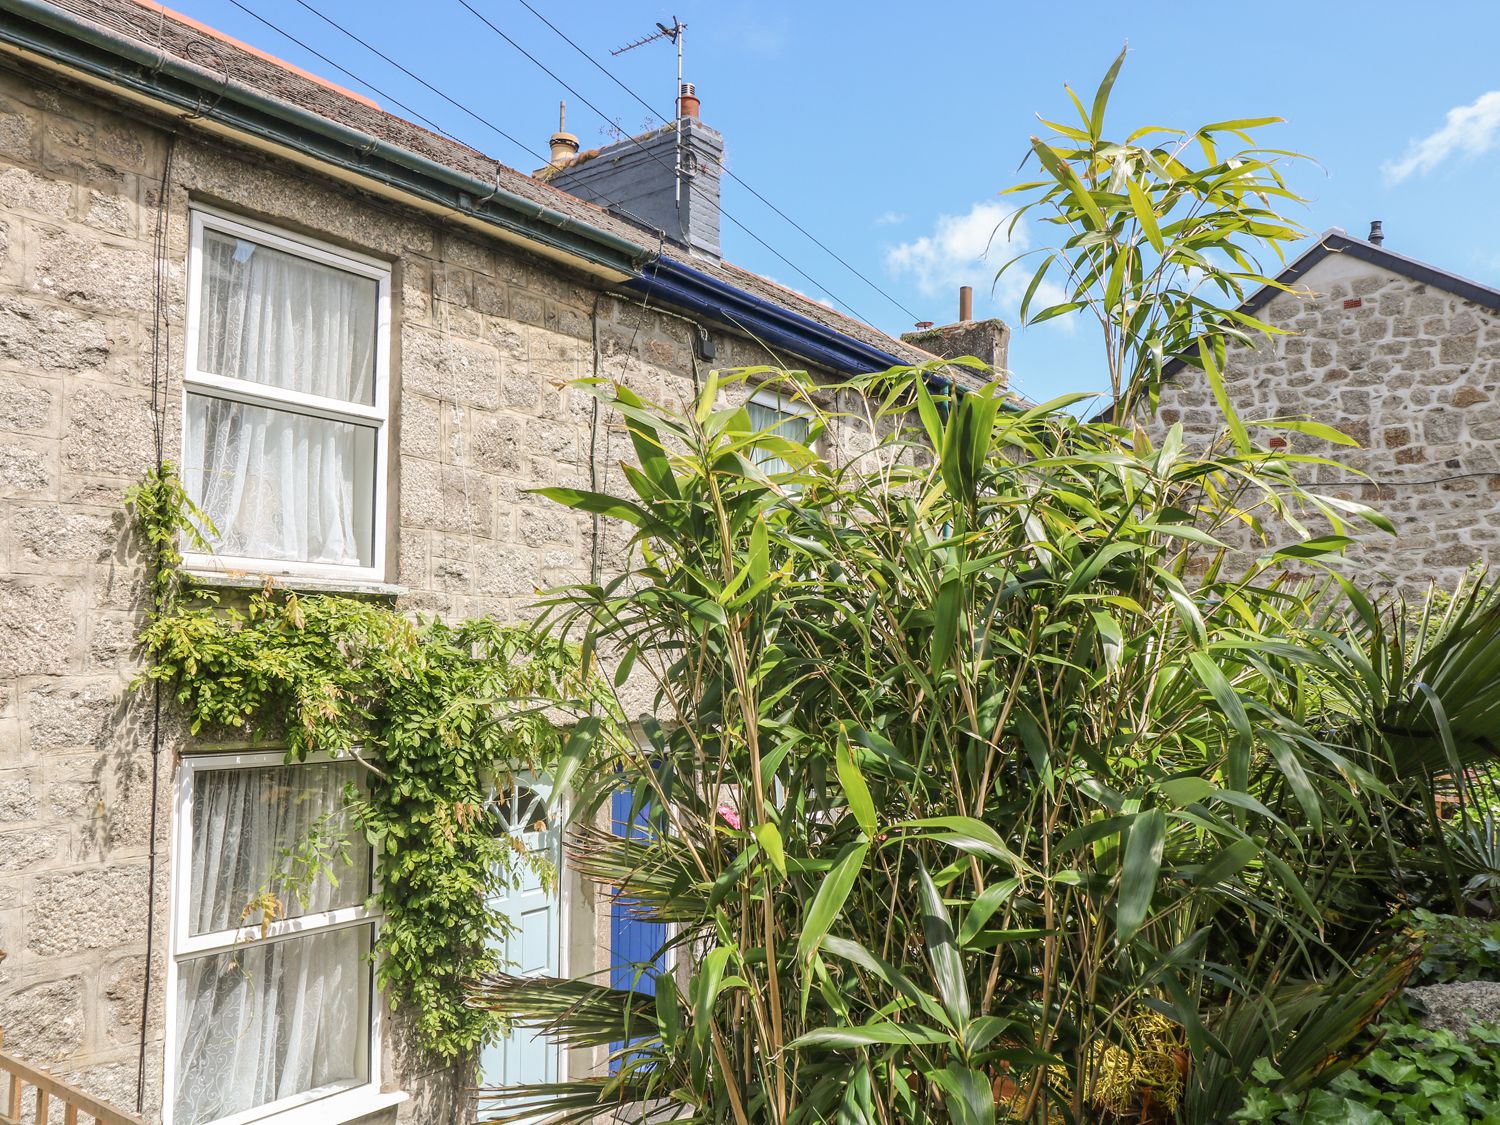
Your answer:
610;788;667;1063
480;778;563;1090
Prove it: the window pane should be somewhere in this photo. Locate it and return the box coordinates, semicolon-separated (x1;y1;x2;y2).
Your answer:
188;761;370;937
173;926;372;1125
746;400;810;476
197;230;378;406
184;394;376;568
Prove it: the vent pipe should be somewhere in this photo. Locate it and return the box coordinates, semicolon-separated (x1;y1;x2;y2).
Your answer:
959;285;973;322
1368;219;1384;246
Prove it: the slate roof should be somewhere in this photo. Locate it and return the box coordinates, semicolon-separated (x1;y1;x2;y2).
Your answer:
1239;228;1500;319
43;0;941;370
1152;228;1500;387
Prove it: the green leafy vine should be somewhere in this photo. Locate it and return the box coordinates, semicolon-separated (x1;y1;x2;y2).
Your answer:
126;463;615;1060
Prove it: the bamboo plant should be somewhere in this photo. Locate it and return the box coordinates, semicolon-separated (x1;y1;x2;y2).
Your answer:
470;54;1500;1125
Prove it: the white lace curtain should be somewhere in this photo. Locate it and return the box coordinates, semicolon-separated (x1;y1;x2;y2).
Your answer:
746;400;810;476
174;762;372;1125
184;231;378;567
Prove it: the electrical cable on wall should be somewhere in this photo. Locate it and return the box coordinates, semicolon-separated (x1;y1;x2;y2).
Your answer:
138;128;178;1117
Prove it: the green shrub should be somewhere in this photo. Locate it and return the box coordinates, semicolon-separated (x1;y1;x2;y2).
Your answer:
1405;909;1500;986
1234;1020;1500;1123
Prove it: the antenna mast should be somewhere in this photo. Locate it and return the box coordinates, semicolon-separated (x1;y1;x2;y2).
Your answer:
611;16;688;204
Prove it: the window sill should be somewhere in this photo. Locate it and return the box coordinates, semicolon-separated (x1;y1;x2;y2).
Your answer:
223;1086;408;1125
185;569;406;599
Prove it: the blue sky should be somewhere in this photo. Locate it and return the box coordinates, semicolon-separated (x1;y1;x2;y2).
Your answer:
171;0;1500;405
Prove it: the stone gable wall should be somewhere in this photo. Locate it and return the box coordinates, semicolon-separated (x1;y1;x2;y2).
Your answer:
1152;252;1500;596
0;57;873;1124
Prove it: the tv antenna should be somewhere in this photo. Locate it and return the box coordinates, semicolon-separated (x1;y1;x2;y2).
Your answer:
611;17;688;203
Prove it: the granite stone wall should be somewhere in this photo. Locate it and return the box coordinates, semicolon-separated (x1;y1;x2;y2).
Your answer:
1153;251;1500;596
0;57;872;1124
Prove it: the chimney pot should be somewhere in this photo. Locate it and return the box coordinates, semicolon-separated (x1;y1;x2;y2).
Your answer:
1369;219;1384;246
548;99;579;167
678;82;700;120
959;285;973;322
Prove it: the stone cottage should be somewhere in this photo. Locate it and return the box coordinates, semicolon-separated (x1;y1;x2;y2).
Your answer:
0;1;999;1122
1153;225;1500;595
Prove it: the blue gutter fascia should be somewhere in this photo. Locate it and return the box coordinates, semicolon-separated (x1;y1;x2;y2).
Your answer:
628;257;909;377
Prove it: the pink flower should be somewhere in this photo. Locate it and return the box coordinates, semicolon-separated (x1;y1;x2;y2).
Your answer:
716;803;742;830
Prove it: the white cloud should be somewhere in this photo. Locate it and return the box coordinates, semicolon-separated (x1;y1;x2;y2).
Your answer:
874;210;906;226
885;200;1068;321
1385;91;1500;182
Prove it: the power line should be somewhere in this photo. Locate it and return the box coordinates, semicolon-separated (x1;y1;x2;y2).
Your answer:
235;0;679;252
283;0;553;177
268;0;863;322
223;0;463;145
449;0;873;324
284;0;696;236
219;0;916;352
507;0;924;325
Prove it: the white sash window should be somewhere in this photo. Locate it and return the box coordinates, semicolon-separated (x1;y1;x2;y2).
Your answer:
166;752;387;1125
182;209;390;582
746;388;812;476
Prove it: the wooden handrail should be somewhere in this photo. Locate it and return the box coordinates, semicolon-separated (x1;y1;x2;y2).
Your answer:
0;1042;144;1125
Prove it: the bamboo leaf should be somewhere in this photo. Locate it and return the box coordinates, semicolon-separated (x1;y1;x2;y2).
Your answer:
752;821;787;877
791;1024;955;1049
836;739;879;838
1117;807;1165;942
797;840;870;961
918;863;969;1027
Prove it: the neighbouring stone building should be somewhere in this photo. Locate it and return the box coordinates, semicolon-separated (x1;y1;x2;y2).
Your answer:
1154;226;1500;595
0;1;993;1122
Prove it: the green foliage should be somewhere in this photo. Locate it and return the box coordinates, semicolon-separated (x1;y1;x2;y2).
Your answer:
471;57;1500;1125
1233;1019;1500;1123
123;461;214;612
127;471;616;1061
1000;46;1309;418
1405;909;1500;986
489;359;1482;1125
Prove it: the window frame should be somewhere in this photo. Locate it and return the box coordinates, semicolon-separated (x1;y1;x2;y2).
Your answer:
182;206;392;584
746;386;816;472
162;748;387;1125
747;387;813;428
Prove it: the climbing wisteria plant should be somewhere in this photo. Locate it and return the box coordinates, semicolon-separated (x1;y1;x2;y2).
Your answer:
473;54;1500;1125
126;466;621;1060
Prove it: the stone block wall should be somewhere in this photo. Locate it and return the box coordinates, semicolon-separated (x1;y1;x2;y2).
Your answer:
0;56;872;1125
1153;251;1500;596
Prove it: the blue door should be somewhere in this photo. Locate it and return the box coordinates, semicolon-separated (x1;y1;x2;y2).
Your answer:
609;788;667;1064
480;778;563;1090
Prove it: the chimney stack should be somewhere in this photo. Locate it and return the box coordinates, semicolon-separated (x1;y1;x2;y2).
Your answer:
548;100;579;168
902;288;1010;379
1369;220;1384;246
543;88;724;260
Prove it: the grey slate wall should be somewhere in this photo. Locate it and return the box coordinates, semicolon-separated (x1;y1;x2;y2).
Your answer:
547;120;723;260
